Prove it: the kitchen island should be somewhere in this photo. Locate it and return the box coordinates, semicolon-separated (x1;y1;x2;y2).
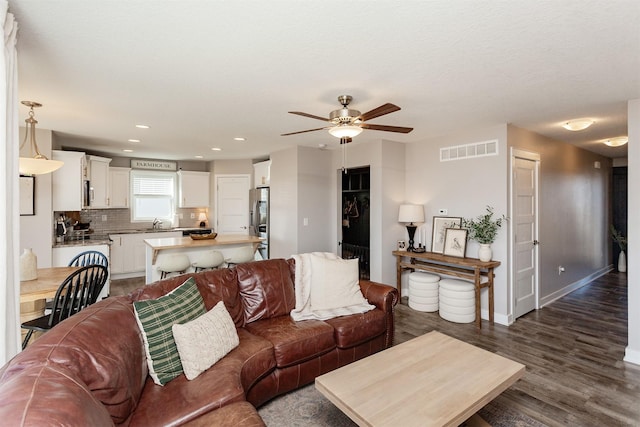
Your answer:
144;234;264;283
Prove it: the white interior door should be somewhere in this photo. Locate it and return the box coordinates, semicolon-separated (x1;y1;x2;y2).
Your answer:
216;175;250;234
511;150;539;319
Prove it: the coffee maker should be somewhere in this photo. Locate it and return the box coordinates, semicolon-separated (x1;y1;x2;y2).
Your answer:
55;214;67;243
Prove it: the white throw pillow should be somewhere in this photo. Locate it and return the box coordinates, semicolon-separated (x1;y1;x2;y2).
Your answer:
309;255;368;310
172;301;240;380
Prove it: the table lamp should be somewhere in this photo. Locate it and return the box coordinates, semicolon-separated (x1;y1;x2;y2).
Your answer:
398;204;424;251
198;212;208;228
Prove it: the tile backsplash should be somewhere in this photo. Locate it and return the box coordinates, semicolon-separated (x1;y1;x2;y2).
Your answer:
54;207;209;236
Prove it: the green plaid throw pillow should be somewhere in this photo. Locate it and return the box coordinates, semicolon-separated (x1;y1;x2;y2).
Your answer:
133;277;206;385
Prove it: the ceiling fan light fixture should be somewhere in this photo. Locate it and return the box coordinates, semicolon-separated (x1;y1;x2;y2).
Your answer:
603;136;628;147
562;119;594;131
19;101;64;175
328;125;363;139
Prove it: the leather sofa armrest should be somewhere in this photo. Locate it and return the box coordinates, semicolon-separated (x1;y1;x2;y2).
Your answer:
359;280;398;348
359;280;398;313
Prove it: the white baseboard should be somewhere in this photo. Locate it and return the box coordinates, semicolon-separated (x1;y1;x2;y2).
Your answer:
111;271;145;281
624;347;640;366
539;265;613;308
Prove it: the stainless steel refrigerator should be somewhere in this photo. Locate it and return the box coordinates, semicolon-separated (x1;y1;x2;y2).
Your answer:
249;187;269;259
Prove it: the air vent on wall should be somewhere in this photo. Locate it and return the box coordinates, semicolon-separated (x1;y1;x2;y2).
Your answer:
440;139;498;162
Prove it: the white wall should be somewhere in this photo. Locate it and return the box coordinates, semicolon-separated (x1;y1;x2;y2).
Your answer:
296;147;332;254
19;127;53;268
508;125;611;305
626;99;640;365
405;125;509;321
269;147;298;258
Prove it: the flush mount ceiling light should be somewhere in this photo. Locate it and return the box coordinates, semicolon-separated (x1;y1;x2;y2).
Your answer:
603;137;628;147
328;125;363;138
135;124;150;129
233;137;246;141
562;119;594;131
19;101;64;175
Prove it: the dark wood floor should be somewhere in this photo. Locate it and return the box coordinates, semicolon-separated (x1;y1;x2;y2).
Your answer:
112;271;640;426
393;271;640;427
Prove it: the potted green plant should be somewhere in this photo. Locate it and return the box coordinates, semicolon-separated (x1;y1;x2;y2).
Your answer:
462;206;507;261
610;225;627;272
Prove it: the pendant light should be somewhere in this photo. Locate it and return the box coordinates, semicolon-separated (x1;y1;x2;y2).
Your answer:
19;101;64;175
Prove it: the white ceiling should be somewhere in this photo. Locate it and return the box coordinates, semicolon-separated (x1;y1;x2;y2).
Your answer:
9;1;640;161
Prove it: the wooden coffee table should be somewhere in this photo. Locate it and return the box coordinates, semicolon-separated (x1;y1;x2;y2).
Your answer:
316;331;525;427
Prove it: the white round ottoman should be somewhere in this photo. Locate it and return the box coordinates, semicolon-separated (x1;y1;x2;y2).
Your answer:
438;278;475;323
408;272;440;312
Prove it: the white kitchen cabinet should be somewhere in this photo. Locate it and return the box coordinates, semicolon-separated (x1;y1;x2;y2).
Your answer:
110;231;181;278
87;155;112;208
52;150;87;211
108;167;131;208
52;244;110;300
178;171;210;207
253;160;271;188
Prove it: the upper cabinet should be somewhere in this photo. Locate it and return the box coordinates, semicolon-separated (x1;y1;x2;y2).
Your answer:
253;160;271;188
109;167;131;208
87;155;112;209
178;170;210;207
52;150;87;211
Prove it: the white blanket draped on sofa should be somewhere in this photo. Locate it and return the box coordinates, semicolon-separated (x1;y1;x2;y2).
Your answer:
290;252;374;321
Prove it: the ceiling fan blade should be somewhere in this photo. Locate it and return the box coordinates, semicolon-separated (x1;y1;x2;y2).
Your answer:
281;127;328;136
361;123;413;133
359;103;401;122
288;111;329;122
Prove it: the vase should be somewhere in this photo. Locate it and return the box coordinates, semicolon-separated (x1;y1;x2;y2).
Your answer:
618;250;627;273
20;248;38;281
478;244;492;262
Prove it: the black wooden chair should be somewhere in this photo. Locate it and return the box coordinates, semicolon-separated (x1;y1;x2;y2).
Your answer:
21;264;108;349
44;250;110;311
68;250;109;269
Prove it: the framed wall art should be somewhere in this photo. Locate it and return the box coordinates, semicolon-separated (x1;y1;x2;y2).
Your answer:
431;216;462;253
443;228;468;258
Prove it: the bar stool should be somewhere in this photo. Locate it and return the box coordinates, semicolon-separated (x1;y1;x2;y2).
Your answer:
408;272;440;312
225;246;256;267
438;278;475;323
157;254;191;279
192;251;225;272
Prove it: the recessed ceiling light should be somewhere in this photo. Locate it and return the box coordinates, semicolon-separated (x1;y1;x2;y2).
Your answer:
128;139;140;143
135;124;150;129
123;149;134;153
194;155;204;159
211;147;222;151
603;137;628;147
562;119;594;131
233;137;246;141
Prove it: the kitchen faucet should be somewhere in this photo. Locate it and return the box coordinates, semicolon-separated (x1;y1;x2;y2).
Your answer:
153;218;162;229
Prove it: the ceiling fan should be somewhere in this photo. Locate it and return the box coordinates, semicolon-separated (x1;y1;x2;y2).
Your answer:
281;95;413;143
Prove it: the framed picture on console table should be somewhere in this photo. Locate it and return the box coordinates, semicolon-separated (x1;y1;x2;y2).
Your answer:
431;216;462;253
443;228;468;258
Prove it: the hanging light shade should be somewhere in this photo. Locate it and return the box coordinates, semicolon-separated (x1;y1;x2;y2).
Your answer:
19;101;64;175
328;125;363;139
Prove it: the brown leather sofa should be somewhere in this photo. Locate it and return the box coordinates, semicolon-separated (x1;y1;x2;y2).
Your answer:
0;258;397;426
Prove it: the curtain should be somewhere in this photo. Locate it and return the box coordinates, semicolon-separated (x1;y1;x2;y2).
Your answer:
0;0;20;364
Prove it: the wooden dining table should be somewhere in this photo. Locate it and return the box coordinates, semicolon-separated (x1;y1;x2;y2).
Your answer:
20;266;80;343
20;266;81;304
